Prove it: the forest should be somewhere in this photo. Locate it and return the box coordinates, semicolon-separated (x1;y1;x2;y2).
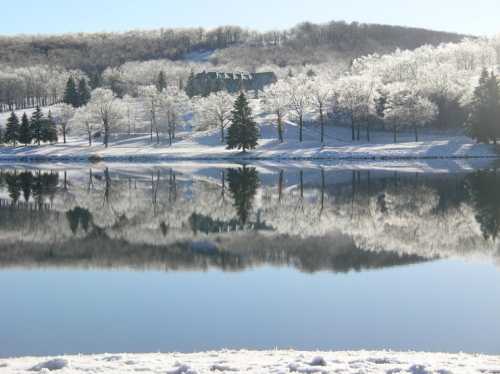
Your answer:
0;20;499;151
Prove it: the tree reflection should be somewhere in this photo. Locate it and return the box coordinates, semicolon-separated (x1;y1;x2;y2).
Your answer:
466;169;500;240
227;166;259;225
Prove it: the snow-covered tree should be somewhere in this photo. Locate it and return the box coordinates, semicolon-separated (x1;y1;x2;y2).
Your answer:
261;80;290;143
194;91;234;143
385;83;437;142
334;75;377;141
156;87;191;145
287;77;311;142
54;103;76;143
71;106;99;146
86;88;125;147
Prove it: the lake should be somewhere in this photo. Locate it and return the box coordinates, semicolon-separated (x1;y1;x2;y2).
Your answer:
0;161;499;357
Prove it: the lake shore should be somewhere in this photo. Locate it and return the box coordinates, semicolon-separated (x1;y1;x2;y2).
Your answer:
2;350;499;373
0;131;496;163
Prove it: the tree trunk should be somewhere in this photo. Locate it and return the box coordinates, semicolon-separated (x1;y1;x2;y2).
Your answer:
299;115;303;142
393;125;397;143
103;119;109;148
366;122;370;142
414;124;418;142
319;107;324;144
221;124;225;144
351;117;355;141
356;124;360;141
277;115;283;143
63;126;67;144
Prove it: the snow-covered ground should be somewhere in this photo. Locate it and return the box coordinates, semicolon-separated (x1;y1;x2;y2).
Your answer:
0;120;496;162
2;350;499;373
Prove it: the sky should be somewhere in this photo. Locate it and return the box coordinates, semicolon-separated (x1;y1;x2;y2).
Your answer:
1;0;498;36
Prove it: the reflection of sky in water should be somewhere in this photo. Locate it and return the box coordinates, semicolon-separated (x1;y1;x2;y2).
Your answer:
1;259;499;357
1;164;500;357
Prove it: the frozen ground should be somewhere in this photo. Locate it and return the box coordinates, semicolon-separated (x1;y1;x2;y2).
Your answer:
0;118;496;162
2;350;499;373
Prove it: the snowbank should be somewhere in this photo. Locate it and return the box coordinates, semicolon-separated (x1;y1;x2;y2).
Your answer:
0;122;496;162
2;350;499;373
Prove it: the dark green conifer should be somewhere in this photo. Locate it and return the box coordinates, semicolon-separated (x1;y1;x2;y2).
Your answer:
77;78;91;106
18;112;32;146
156;71;167;92
4;111;20;147
30;106;44;146
63;77;79;107
226;93;259;152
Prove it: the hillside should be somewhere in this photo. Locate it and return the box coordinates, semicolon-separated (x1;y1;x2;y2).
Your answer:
0;20;467;79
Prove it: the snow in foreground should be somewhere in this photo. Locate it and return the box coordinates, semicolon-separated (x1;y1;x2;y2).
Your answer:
2;350;499;373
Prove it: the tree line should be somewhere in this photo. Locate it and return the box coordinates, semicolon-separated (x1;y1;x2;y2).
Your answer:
2;107;57;146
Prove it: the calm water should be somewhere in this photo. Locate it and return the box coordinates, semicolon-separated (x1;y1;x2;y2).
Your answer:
0;162;500;357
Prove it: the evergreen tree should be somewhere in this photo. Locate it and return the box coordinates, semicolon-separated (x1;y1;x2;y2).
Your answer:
156;71;167;92
226;93;259;152
487;72;500;144
185;70;196;97
30;106;44;146
77;78;91;106
41;111;58;143
467;69;500;144
63;77;79;107
4;111;20;147
18;112;32;146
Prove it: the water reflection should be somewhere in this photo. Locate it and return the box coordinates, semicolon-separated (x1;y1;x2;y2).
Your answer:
0;164;499;272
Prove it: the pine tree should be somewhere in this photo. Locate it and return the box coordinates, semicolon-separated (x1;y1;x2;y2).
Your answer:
63;77;79;107
185;70;196;98
77;78;91;106
30;106;44;146
41;111;58;143
156;71;167;92
18;112;32;146
226;93;259;152
467;69;500;144
4;111;20;147
487;72;500;144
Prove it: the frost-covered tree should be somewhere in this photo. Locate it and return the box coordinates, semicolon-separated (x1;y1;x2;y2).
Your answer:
158;87;190;145
262;80;290;143
71;106;98;146
86;88;125;147
385;83;437;142
195;91;234;143
55;103;76;143
287;77;310;142
138;85;162;143
334;75;376;141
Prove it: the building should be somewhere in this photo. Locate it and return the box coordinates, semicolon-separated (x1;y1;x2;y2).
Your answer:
187;71;277;97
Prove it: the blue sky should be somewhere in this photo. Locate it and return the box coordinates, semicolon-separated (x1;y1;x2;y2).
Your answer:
2;0;498;36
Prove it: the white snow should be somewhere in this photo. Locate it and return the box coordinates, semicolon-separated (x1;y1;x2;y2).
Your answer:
0;121;496;162
1;350;499;373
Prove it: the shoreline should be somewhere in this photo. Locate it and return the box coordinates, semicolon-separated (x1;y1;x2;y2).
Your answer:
0;154;497;163
2;350;499;373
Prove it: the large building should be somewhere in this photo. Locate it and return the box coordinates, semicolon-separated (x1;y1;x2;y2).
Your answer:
187;71;277;97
